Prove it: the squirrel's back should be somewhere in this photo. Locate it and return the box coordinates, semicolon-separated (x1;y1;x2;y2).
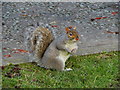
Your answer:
31;27;54;59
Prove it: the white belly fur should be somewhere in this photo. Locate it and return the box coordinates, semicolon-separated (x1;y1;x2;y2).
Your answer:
65;42;78;52
57;51;70;62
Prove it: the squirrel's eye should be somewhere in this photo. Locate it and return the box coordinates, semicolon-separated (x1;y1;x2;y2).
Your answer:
69;33;73;36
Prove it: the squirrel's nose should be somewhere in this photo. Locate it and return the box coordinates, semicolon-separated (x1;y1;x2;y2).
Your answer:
76;36;79;40
76;38;79;40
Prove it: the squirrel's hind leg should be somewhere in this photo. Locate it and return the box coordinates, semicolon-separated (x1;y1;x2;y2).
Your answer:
54;61;72;71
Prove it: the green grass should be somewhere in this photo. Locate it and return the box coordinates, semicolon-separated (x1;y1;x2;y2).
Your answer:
2;51;120;88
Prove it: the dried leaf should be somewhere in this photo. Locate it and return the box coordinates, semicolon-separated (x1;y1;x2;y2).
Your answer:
4;54;11;57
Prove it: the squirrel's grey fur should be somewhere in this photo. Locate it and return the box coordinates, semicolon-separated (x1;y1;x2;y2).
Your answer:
30;26;79;71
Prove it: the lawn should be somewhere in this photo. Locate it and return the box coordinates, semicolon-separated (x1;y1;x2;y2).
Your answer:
2;51;120;88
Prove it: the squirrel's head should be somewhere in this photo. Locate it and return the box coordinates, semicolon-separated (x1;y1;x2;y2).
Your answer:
65;26;79;41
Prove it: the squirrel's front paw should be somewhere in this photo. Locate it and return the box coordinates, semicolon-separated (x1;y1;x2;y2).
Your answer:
71;48;77;54
64;68;72;71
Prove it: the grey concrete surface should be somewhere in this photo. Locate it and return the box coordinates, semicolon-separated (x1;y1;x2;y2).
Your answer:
1;0;120;2
2;2;119;65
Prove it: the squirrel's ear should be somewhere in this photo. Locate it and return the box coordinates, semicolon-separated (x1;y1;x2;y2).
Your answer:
65;27;70;32
65;26;72;32
73;26;76;30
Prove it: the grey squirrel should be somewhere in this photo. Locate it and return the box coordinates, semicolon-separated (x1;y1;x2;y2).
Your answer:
30;26;79;71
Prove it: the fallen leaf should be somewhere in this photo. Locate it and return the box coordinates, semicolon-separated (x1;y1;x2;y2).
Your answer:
3;48;7;50
105;31;120;34
12;49;28;53
51;25;58;27
111;12;118;15
5;73;13;78
95;17;107;19
0;66;5;70
16;49;28;53
20;14;28;16
12;51;20;54
4;54;11;57
4;65;21;78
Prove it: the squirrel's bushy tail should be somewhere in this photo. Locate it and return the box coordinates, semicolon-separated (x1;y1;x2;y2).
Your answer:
30;27;54;59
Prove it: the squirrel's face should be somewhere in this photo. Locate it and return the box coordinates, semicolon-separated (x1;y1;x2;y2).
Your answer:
65;26;79;41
